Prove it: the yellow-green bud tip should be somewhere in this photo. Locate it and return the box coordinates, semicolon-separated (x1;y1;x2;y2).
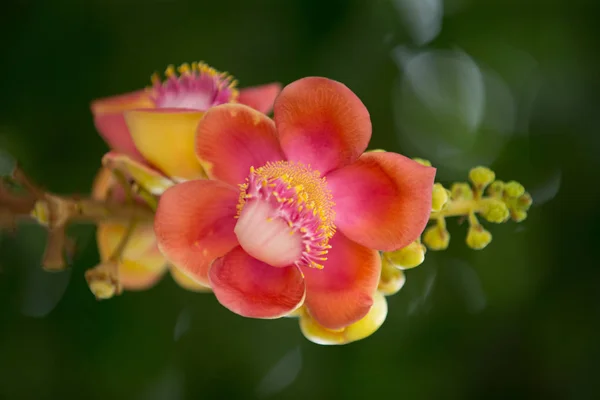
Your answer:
511;209;528;222
450;182;474;201
413;158;432;167
431;183;449;212
422;224;450;251
487;180;505;197
504;181;525;198
85;265;121;300
479;198;509;223
384;241;426;270
466;225;492;250
469;166;495;189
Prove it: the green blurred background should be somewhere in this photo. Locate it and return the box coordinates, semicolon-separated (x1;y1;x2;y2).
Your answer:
1;0;599;398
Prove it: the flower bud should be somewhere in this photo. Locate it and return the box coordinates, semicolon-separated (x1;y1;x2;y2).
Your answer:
487;180;505;197
469;166;495;190
422;224;450;251
85;263;122;300
504;181;525;199
466;225;492;250
385;241;426;270
378;256;406;296
413;158;432;167
450;182;473;201
479;198;509;223
517;193;533;210
431;183;449;212
511;209;528;222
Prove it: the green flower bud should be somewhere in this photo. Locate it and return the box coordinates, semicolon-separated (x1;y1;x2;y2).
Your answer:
431;183;449;212
450;182;473;200
413;158;432;167
511;209;528;222
466;225;492;250
517;192;533;211
422;224;450;251
469;166;495;190
487;180;505;197
504;181;525;198
479;198;509;223
385;241;426;270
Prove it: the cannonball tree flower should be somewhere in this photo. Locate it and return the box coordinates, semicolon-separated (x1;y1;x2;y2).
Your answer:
153;77;435;333
90;62;281;169
89;63;281;293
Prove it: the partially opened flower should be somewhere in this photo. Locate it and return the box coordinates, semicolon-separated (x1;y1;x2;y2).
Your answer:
154;77;435;332
90;62;281;178
91;166;210;292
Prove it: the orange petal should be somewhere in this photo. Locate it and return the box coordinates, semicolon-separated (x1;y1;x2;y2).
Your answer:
124;109;206;180
102;152;174;195
91;90;154;160
301;232;381;330
169;265;212;292
154;180;239;286
237;83;282;114
274;77;371;175
299;291;388;345
195;103;284;186
327;152;436;251
209;247;306;319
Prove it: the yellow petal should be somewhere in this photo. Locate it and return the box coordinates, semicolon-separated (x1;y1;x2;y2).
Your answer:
124;109;207;181
299;292;388;345
96;222;157;261
169;265;212;292
119;258;167;291
102;153;174;195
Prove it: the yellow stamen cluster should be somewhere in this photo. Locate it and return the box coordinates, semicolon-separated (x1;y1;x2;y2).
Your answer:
150;61;239;101
237;162;336;241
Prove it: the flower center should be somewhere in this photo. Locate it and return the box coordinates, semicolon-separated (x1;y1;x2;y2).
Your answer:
149;62;238;110
234;161;336;269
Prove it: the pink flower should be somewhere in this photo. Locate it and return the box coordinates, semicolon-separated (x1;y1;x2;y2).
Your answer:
153;77;435;329
90;62;281;180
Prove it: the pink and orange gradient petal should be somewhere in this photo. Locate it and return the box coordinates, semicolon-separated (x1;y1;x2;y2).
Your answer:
195;104;285;186
91;90;154;161
102;152;174;195
209;247;306;319
301;232;381;330
237;83;282;114
299;291;388;345
154;180;239;286
124;109;206;181
274;77;371;175
326;152;436;251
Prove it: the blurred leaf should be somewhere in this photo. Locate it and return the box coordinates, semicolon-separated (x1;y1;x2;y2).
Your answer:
0;148;16;177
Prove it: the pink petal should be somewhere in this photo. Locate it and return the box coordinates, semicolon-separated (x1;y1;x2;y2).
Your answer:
209;247;306;319
195;104;285;186
274;77;371;175
154;180;240;286
301;231;380;330
237;83;282;114
326;152;436;251
90;90;154;161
